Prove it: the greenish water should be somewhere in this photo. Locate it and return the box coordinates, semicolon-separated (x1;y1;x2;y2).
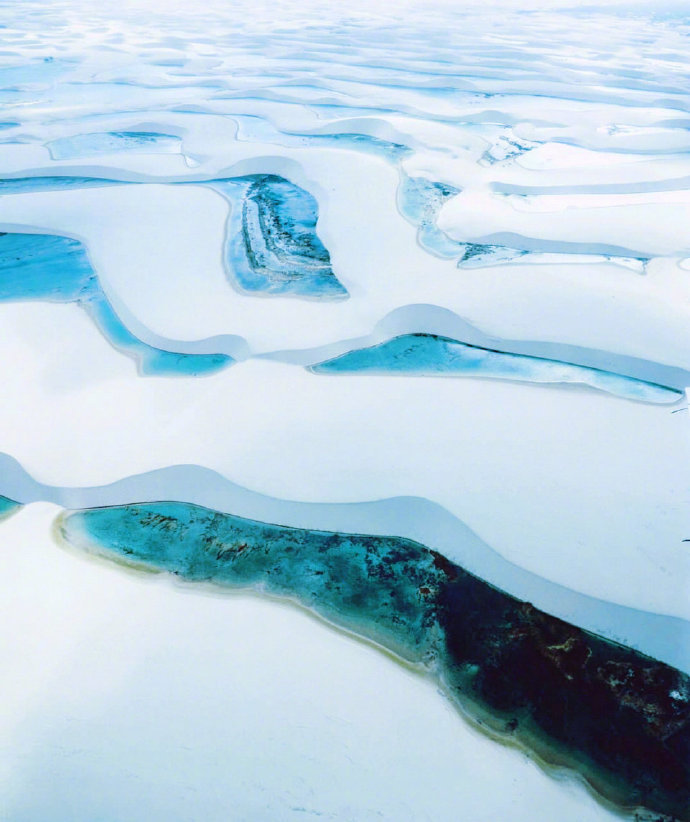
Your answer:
0;495;21;521
57;500;690;820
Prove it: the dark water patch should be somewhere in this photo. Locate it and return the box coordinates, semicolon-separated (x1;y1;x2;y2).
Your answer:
2;452;685;672
438;575;690;821
57;500;690;820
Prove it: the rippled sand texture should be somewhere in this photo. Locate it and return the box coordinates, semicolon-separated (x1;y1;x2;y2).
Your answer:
0;0;689;820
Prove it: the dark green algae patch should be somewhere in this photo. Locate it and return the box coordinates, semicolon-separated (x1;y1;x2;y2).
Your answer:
56;501;690;820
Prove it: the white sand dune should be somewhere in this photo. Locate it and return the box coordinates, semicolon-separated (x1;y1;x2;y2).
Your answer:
1;0;688;818
0;503;622;822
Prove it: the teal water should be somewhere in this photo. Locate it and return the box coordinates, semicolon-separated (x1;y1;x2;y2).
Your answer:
59;501;441;661
313;132;411;162
232;114;412;162
47;131;182;160
397;175;462;259
457;243;528;267
0;176;121;194
0;233;233;377
0;495;20;521
0;172;345;301
309;333;682;404
86;297;231;377
212;175;348;300
57;500;690;820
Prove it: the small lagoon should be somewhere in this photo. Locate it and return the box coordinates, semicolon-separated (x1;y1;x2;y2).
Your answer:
0;232;232;377
309;333;682;404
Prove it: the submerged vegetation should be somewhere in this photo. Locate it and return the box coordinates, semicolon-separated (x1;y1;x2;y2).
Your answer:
215;174;348;300
57;501;690;821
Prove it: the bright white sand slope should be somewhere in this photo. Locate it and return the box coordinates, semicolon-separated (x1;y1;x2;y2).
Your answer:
0;503;621;822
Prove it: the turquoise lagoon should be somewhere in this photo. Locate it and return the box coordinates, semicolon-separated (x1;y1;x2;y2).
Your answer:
310;333;682;404
0;232;232;377
57;500;690;821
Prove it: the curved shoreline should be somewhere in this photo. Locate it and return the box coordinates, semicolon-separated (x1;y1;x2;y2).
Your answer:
53;500;690;820
1;452;687;675
1;173;689;390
